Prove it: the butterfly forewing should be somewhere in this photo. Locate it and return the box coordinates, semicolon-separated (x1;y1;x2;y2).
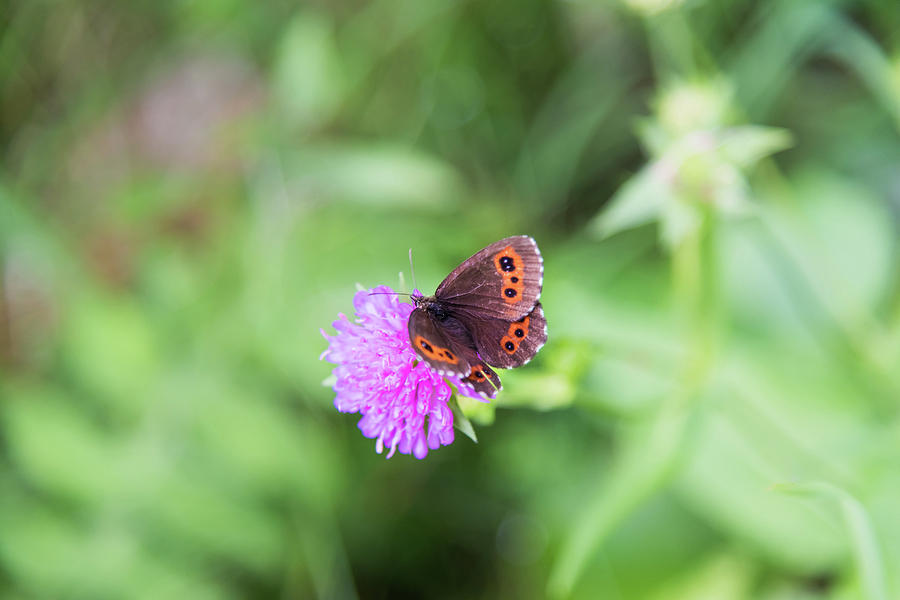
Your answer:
435;235;543;321
408;310;502;399
408;309;472;378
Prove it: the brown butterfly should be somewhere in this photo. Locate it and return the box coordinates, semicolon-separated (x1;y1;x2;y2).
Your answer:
409;235;547;399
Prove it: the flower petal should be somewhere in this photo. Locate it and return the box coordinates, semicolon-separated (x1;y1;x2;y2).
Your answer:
321;285;481;459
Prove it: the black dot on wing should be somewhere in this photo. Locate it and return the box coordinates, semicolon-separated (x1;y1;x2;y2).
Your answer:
505;341;515;351
514;328;524;337
510;276;519;283
444;351;454;360
421;341;433;352
500;256;515;271
504;288;517;298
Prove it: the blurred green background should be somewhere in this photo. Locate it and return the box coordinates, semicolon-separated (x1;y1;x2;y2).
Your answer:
2;0;899;598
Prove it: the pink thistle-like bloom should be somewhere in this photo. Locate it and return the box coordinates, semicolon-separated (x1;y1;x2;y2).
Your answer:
321;285;479;459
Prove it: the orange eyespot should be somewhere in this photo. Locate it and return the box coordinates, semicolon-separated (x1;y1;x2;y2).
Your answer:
413;336;459;364
494;246;526;303
494;247;523;277
500;316;529;353
502;280;524;303
467;365;488;381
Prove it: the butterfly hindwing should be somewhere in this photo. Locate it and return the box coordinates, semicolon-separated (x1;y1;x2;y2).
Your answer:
462;302;548;369
457;358;502;399
408;309;472;378
439;317;502;399
435;235;543;321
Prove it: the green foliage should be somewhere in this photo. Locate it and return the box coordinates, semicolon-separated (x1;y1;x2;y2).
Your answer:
2;0;900;598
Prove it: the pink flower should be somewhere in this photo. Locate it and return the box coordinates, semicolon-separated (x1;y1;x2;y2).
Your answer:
321;285;479;459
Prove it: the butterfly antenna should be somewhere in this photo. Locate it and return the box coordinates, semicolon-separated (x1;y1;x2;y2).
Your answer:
408;248;418;293
368;291;411;297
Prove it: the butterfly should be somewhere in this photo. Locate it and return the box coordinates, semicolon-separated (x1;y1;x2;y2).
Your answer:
408;235;547;399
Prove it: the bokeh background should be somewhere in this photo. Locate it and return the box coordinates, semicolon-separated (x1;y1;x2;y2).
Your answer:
2;0;899;598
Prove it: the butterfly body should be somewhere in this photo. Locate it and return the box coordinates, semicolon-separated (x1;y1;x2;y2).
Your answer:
408;235;547;399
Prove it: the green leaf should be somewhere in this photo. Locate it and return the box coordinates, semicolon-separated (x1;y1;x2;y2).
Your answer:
1;385;123;504
676;429;846;572
449;397;478;443
774;481;889;600
716;126;793;168
548;403;689;598
648;553;754;600
591;166;671;239
281;142;462;208
767;170;894;328
457;394;496;425
273;11;345;132
152;476;283;575
61;293;160;418
499;371;575;411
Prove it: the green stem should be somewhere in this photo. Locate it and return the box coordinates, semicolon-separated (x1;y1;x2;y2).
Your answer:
645;9;701;84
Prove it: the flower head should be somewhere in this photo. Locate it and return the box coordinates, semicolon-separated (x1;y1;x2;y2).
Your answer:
321;285;481;459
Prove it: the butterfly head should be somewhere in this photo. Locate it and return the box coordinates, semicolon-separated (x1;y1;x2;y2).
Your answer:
411;293;451;321
411;291;435;309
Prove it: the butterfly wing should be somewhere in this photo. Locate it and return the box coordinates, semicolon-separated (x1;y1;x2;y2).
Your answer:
464;302;548;369
457;357;502;400
435;235;543;321
408;308;472;378
440;318;502;399
408;309;502;399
